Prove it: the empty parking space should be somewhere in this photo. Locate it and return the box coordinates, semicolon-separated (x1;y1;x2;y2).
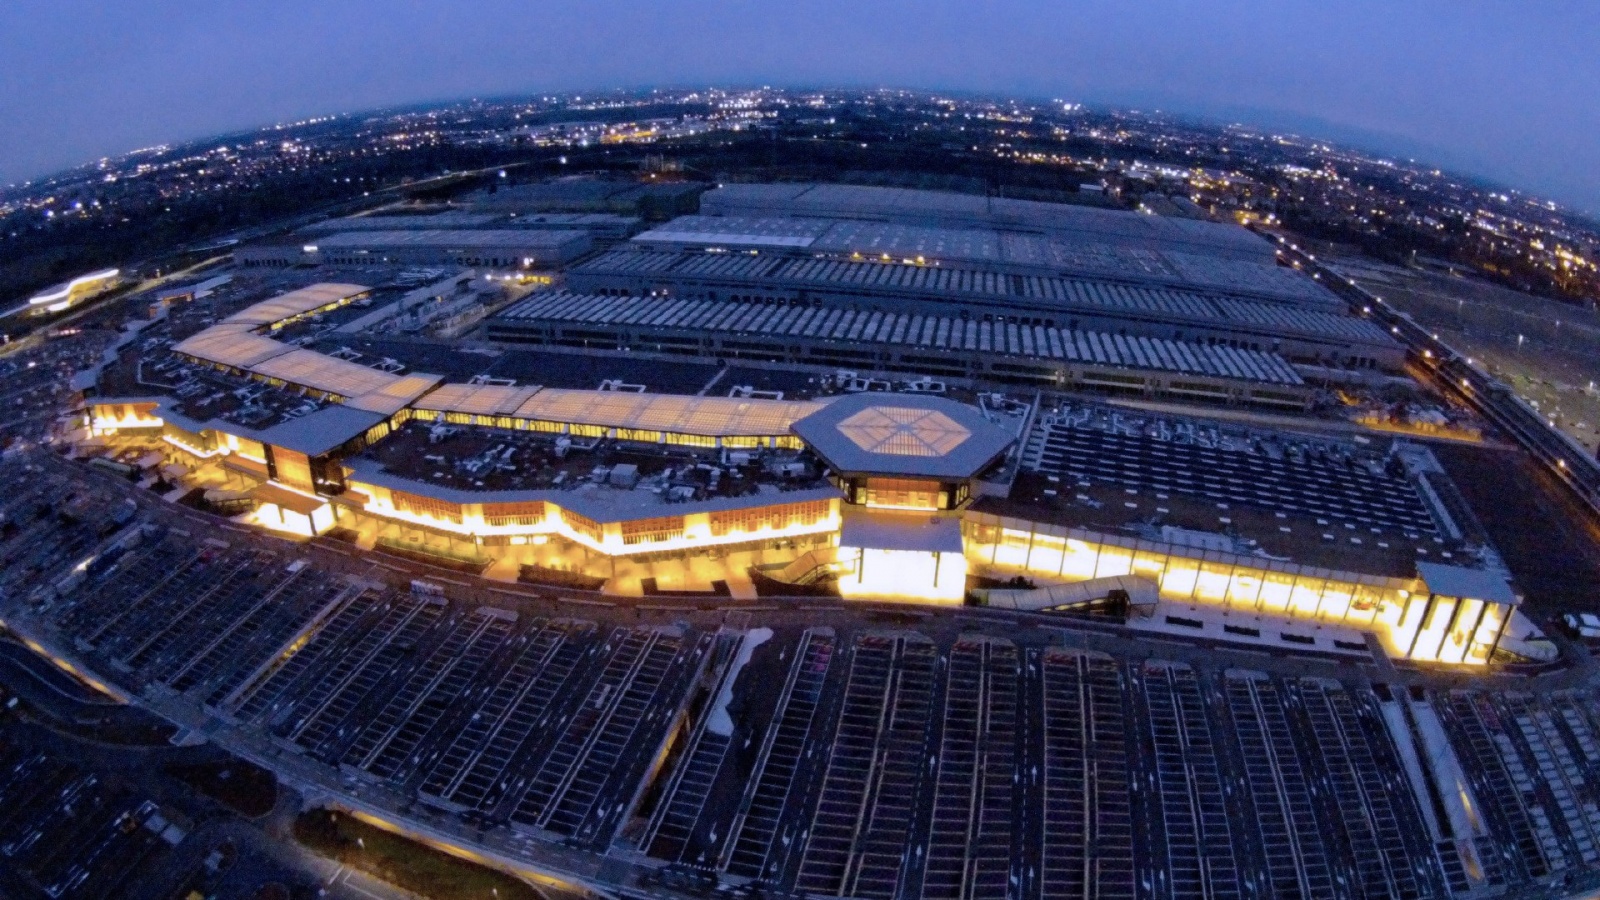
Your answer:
281;594;446;756
340;607;519;781
922;635;1019;900
223;586;387;719
418;618;598;814
1436;692;1557;883
0;737;175;898
642;630;750;865
1223;672;1335;899
1293;680;1447;898
54;536;367;711
1442;691;1600;877
1132;662;1242;900
722;628;837;882
18;492;1600;900
1033;426;1436;535
508;626;700;845
795;632;937;900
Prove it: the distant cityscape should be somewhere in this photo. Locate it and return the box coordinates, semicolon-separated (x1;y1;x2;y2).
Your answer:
3;89;1596;314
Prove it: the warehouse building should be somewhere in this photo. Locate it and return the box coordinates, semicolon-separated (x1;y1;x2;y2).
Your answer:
560;188;1401;372
461;178;706;218
235;228;592;269
299;210;640;242
631;214;1334;305
700;182;1278;262
558;247;1398;368
485;290;1315;408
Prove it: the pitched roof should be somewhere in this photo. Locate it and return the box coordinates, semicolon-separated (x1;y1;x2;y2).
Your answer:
171;324;294;369
221;283;370;326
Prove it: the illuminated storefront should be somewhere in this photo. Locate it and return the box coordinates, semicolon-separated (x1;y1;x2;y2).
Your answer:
836;509;968;603
964;512;1513;665
342;465;841;558
788;394;1017;601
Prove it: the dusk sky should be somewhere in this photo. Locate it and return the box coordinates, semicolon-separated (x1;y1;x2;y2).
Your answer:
2;1;1597;210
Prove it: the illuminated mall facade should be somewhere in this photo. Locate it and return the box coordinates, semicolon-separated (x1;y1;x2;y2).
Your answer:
81;284;1520;666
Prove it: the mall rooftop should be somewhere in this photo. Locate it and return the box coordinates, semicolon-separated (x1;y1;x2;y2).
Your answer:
792;393;1017;481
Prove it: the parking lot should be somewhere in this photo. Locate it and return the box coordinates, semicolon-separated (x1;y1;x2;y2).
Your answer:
53;535;351;708
1435;688;1600;890
1026;403;1438;538
0;326;113;449
0;734;180;898
11;457;1600;898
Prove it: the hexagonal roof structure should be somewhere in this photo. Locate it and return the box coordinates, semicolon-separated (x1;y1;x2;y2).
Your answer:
792;393;1016;480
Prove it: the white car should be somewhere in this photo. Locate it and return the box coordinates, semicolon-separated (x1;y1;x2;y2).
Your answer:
1562;613;1600;640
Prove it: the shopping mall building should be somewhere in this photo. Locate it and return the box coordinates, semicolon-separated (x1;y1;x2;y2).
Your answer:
78;284;1527;666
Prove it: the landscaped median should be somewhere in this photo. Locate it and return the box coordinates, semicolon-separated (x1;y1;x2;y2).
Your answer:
294;807;555;899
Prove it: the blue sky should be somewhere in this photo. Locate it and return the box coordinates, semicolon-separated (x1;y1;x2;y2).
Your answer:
2;1;1597;210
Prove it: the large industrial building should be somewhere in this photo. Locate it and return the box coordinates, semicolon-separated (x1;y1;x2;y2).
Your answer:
236;228;593;269
460;178;705;217
699;182;1285;261
485;182;1402;410
487;289;1316;408
521;183;1404;379
297;209;641;241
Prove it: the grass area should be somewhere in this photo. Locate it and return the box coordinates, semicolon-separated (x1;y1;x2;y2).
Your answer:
164;760;278;818
1349;265;1600;452
293;808;553;900
1432;442;1600;614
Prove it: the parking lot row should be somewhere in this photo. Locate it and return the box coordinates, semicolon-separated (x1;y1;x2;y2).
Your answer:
11;483;1600;899
0;732;180;898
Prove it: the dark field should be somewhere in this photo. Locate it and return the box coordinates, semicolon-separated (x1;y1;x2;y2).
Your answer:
1433;441;1600;614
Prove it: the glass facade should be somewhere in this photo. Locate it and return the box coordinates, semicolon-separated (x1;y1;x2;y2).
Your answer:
963;512;1508;665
